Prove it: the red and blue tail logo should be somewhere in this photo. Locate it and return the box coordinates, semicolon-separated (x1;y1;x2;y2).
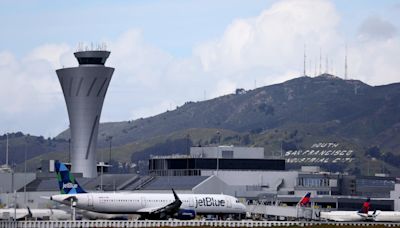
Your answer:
55;161;86;194
299;192;311;207
358;198;370;214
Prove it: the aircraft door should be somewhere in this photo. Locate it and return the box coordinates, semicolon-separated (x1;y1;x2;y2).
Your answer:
141;197;146;207
189;197;195;208
88;195;94;208
225;197;232;208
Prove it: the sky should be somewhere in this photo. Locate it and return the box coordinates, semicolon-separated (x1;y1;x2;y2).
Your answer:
0;0;399;137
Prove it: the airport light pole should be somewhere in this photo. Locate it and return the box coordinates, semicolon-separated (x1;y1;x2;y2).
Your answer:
68;138;71;163
6;133;8;167
24;142;27;205
100;149;104;191
186;134;190;154
108;136;113;164
11;163;16;222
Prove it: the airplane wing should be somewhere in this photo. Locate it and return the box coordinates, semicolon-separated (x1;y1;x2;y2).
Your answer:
11;209;30;220
61;195;78;202
137;207;164;213
51;195;78;203
140;189;182;219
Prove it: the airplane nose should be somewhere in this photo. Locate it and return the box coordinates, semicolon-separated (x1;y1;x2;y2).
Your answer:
238;203;246;212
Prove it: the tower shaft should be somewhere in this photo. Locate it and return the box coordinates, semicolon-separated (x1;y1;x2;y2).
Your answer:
56;51;114;177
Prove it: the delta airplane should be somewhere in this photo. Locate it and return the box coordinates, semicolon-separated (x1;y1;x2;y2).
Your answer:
50;161;246;220
319;198;371;222
258;192;311;219
372;210;400;222
297;192;311;207
0;207;70;220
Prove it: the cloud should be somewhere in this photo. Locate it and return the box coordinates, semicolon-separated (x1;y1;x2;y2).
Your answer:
26;44;71;69
194;0;340;76
347;15;400;85
0;45;70;136
358;16;397;41
1;0;400;136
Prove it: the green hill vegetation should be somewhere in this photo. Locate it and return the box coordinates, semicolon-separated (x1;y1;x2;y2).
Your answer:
2;74;400;175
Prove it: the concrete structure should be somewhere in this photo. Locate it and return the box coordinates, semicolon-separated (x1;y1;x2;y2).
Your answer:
190;146;265;159
390;184;400;211
147;146;397;210
0;146;397;214
149;146;285;177
56;50;114;177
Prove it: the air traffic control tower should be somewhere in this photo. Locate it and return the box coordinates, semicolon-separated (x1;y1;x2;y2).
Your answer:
56;50;114;178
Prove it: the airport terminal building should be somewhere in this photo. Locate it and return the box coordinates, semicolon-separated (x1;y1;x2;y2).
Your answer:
0;146;399;213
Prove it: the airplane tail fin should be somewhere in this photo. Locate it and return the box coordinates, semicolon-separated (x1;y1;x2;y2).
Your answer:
55;161;86;194
27;207;33;218
172;188;181;202
358;198;370;214
298;192;311;207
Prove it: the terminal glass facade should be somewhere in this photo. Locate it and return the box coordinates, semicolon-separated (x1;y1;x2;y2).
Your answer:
149;158;285;176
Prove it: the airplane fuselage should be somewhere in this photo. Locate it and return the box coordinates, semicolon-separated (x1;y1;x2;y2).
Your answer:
0;208;70;220
51;192;246;215
320;211;368;222
373;210;400;222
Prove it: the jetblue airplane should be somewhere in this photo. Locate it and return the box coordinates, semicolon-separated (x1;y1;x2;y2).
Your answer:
319;198;371;222
50;161;246;220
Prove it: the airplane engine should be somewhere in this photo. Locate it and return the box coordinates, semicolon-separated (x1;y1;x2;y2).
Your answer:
175;209;196;220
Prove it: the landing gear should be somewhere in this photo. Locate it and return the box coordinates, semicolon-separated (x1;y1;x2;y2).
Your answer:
70;198;76;221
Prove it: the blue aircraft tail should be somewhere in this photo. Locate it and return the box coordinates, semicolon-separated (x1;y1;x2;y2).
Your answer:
55;161;87;194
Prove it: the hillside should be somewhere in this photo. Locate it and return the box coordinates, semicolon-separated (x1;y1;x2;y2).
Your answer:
3;74;400;175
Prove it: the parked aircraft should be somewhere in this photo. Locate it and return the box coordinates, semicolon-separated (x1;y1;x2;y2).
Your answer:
372;210;400;222
319;198;370;222
297;192;311;207
248;192;312;220
0;207;70;220
50;161;246;220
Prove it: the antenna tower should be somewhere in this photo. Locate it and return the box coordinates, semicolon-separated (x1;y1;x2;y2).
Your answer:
319;48;322;75
345;44;348;80
303;44;306;76
314;57;317;76
326;56;329;74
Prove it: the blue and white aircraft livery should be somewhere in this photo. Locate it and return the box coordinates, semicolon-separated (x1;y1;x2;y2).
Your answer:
50;161;246;220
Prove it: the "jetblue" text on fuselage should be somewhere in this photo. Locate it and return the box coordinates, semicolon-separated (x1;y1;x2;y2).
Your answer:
195;197;225;208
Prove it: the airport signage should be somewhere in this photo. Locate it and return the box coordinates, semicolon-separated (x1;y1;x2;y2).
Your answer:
285;142;354;164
